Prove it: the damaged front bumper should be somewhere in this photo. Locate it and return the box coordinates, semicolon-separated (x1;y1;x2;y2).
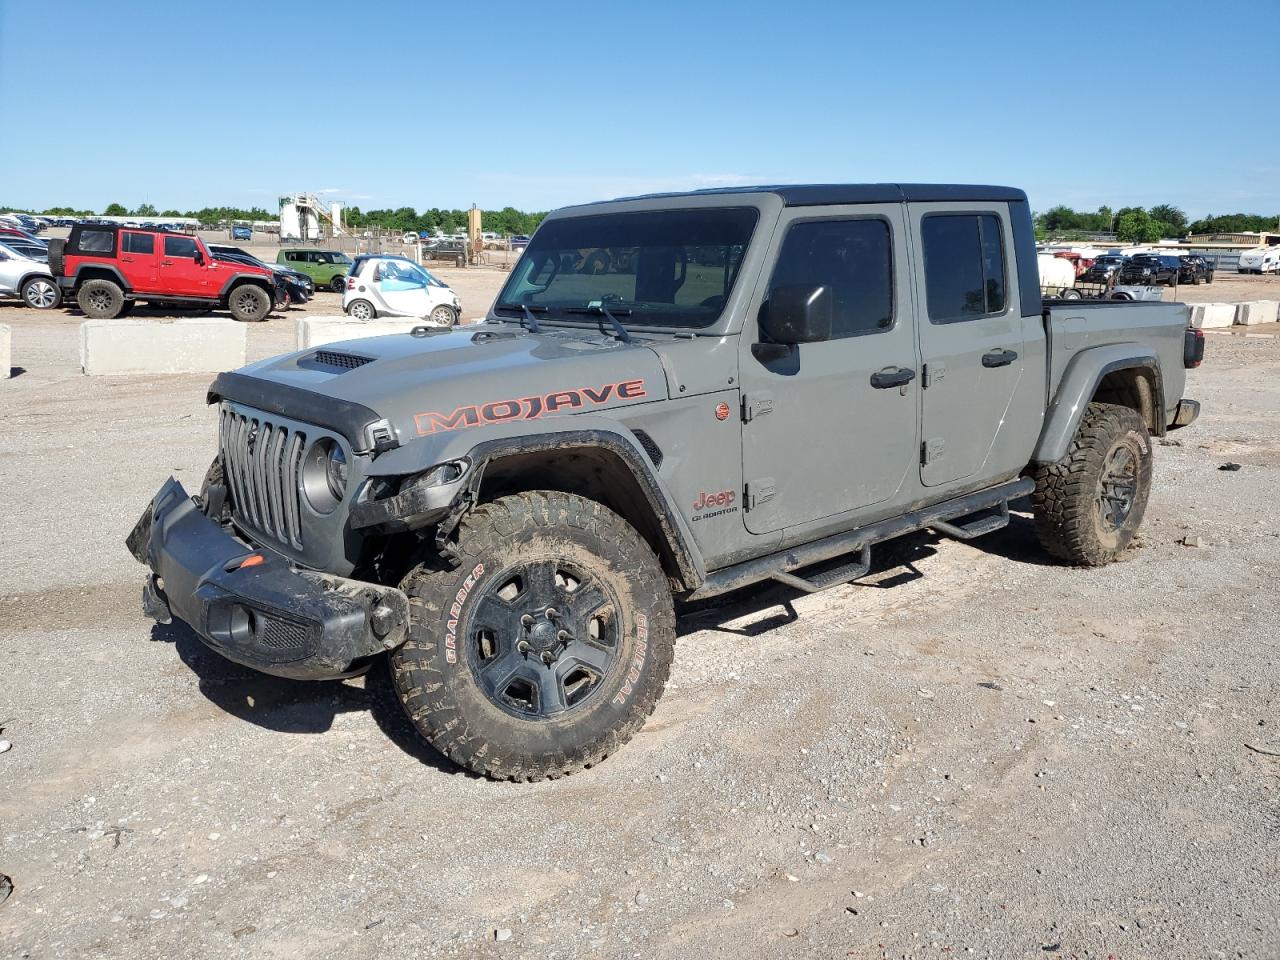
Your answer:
128;477;409;680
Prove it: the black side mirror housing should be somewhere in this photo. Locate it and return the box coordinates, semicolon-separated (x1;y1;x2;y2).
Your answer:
760;284;832;345
194;248;205;264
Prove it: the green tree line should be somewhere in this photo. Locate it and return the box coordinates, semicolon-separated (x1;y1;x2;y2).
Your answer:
1037;204;1280;242
6;201;547;235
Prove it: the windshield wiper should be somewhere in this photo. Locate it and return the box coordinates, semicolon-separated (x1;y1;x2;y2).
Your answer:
564;304;633;343
494;301;546;333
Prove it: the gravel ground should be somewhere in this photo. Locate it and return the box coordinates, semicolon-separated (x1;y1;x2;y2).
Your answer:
1;284;1278;959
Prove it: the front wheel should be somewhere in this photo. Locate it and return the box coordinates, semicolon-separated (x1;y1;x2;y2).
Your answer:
428;304;457;326
21;276;61;309
228;284;271;322
1032;402;1153;566
390;491;676;781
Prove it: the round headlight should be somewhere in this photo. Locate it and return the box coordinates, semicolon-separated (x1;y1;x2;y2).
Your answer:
302;438;347;514
326;444;348;498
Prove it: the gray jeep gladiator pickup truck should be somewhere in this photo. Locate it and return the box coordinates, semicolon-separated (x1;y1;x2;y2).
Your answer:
128;184;1204;780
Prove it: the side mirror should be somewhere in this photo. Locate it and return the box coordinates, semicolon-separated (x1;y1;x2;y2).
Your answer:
194;248;205;264
760;284;832;345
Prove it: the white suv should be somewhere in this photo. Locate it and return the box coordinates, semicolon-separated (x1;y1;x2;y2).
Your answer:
342;256;460;325
0;241;61;309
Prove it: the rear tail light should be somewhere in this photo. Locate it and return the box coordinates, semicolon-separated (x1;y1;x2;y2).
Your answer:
346;277;356;290
1184;327;1205;368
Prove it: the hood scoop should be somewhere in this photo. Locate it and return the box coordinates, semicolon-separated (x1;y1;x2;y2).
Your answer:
304;349;375;372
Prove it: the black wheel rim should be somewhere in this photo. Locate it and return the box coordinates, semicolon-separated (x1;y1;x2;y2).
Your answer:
466;559;621;720
1096;443;1138;532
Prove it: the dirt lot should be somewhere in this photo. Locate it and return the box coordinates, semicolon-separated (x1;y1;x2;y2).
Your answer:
1;274;1278;959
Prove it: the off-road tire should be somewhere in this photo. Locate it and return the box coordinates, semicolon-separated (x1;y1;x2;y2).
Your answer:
390;491;675;781
77;279;124;319
20;275;61;309
330;275;347;293
1032;402;1153;566
227;283;271;322
346;299;376;320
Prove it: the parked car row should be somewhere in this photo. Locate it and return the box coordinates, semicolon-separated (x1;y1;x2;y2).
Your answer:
0;222;461;326
1056;250;1217;288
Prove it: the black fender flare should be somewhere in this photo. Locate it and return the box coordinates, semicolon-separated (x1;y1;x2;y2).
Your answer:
69;263;129;291
217;272;276;299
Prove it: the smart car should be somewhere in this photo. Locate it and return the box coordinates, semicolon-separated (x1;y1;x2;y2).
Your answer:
341;255;459;324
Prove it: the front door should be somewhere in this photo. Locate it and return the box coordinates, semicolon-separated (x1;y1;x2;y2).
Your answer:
158;234;208;296
908;204;1026;486
374;259;432;316
118;231;159;289
740;204;918;534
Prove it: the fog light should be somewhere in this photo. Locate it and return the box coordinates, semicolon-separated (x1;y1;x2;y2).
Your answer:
369;603;396;638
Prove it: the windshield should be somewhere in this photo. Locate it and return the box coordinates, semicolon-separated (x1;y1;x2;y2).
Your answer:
375;259;442;289
495;207;759;329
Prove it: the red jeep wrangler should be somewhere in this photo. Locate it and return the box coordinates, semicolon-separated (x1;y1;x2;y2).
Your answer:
49;225;281;322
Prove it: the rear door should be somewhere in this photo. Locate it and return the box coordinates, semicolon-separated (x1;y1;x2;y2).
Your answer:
739;204;919;534
158;234;208;296
909;204;1025;487
119;231;159;289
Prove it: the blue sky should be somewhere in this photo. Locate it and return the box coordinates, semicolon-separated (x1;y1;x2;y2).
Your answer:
1;0;1276;217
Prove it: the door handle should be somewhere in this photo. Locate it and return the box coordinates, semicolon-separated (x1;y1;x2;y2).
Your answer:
982;348;1018;368
870;366;916;389
121;256;134;262
161;259;174;265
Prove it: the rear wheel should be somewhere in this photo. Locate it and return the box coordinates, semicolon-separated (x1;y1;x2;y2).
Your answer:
1032;402;1153;566
77;279;124;319
346;299;376;320
390;491;675;781
20;276;60;309
228;283;271;322
330;275;347;293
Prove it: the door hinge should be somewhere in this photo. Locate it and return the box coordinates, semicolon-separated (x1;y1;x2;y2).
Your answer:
921;438;945;465
741;392;774;424
744;478;776;511
922;362;946;389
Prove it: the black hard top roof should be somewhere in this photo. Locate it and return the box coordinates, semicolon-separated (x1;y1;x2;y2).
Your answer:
607;183;1027;206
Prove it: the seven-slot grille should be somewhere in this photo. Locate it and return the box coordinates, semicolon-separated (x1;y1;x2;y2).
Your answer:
220;407;307;549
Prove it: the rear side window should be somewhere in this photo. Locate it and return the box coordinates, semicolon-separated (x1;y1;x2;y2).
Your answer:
164;235;198;258
921;213;1007;323
122;232;154;254
767;218;893;338
78;229;115;254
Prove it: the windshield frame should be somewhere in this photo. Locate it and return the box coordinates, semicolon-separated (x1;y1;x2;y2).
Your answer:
488;193;781;337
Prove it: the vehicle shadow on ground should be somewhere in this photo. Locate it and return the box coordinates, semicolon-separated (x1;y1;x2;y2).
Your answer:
150;620;462;775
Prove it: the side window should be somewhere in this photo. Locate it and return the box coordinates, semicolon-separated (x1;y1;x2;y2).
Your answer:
286;251;301;262
164;235;198;258
122;232;155;255
921;213;1007;323
766;218;893;338
78;229;115;254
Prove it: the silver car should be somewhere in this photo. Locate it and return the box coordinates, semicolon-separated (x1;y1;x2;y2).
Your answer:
0;241;60;309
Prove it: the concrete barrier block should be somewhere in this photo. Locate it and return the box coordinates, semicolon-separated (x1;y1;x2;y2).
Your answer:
1235;300;1279;325
80;318;247;375
1190;302;1236;329
0;324;10;379
295;317;431;350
